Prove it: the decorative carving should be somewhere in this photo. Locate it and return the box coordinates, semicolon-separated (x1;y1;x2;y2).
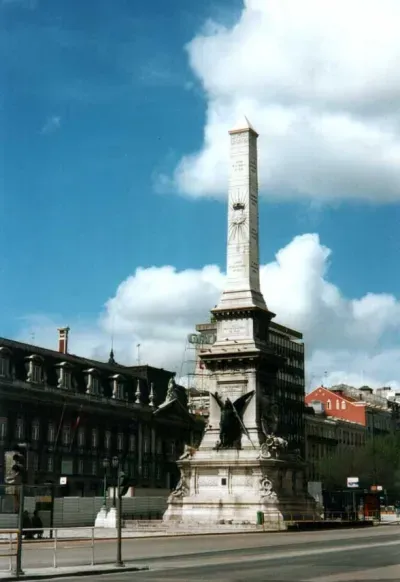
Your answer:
163;375;188;409
169;475;189;499
260;477;277;499
258;435;288;460
260;400;279;437
179;444;196;460
135;379;141;404
149;382;155;407
212;391;254;450
231;133;249;145
198;475;220;487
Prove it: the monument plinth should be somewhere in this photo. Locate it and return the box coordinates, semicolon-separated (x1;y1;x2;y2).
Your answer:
163;118;317;528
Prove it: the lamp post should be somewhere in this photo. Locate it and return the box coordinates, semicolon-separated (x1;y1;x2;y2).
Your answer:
115;469;125;568
111;456;119;508
102;458;109;509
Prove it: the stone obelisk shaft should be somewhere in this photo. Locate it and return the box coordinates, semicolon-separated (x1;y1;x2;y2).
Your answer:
216;117;267;312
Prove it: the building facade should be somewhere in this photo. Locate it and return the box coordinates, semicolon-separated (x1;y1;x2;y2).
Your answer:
305;385;400;436
189;318;306;456
305;401;367;482
0;331;202;496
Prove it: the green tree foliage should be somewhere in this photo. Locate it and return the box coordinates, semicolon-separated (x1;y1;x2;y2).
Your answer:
316;432;400;495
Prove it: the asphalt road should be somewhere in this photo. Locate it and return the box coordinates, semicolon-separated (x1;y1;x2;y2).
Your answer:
3;526;400;581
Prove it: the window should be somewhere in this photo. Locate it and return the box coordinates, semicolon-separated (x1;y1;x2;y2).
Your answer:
156;465;161;480
16;418;24;440
47;456;54;472
32;364;42;383
91;429;98;448
32;452;39;471
85;369;100;395
326;399;331;410
111;375;124;399
26;356;43;383
78;428;85;447
156;438;162;454
32;419;40;441
92;377;99;395
341;401;346;410
0;418;7;439
57;363;72;390
170;441;176;456
129;434;136;452
48;423;55;443
143;464;149;479
144;437;150;453
336;399;340;410
0;350;10;378
105;431;111;450
92;460;97;475
62;424;71;446
117;433;124;451
78;459;84;474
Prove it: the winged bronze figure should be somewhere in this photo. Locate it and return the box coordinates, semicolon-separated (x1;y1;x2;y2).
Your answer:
211;391;254;450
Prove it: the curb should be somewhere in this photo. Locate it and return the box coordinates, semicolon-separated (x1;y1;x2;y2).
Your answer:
0;565;149;581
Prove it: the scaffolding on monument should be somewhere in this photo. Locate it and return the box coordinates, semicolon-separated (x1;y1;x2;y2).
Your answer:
178;332;216;412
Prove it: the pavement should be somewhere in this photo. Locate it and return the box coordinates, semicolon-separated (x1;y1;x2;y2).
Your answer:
0;524;399;581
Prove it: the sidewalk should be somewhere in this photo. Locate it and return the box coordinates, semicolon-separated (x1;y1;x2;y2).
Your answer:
0;563;148;581
0;523;265;541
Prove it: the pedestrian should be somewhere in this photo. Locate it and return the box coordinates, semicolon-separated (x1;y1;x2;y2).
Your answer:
32;510;43;539
22;510;33;540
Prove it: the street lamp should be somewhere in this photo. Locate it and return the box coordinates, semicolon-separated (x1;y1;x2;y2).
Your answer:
111;456;119;508
102;458;109;509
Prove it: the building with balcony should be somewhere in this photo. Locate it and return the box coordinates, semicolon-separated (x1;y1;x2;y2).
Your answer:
0;329;202;496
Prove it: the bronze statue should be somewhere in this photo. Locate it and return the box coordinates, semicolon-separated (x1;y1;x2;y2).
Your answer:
211;391;254;449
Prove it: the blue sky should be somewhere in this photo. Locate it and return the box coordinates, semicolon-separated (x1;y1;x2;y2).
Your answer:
1;0;399;389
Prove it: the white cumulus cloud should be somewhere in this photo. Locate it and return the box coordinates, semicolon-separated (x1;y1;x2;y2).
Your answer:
17;233;400;392
164;0;400;202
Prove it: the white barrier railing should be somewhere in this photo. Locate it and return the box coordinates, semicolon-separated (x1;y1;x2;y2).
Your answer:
0;527;98;572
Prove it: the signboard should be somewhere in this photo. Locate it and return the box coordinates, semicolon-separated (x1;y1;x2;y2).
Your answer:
187;333;216;345
59;476;67;485
347;477;359;489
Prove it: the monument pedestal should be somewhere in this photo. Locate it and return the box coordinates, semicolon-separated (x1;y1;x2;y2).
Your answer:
164;445;317;529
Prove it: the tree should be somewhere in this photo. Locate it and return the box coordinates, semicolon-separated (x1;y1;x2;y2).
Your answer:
316;432;400;496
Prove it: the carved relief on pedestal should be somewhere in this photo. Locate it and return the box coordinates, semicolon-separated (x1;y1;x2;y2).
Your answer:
258;435;288;460
169;473;189;500
259;477;277;500
197;475;220;488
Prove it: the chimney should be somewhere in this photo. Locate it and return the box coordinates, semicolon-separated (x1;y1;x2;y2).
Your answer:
58;327;70;354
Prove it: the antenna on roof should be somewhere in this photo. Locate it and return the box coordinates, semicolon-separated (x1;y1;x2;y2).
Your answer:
136;343;141;366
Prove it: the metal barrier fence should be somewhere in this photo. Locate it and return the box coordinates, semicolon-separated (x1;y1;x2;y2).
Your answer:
0;527;100;573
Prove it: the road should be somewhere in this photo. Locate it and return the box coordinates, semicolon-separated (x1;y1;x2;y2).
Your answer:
3;525;400;581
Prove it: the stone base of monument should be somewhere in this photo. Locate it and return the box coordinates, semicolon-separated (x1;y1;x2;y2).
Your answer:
94;507;117;528
163;448;318;530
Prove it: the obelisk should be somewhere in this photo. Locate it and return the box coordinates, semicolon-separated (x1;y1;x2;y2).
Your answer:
216;116;267;312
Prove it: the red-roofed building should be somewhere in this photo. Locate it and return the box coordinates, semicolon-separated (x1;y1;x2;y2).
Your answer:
306;385;396;435
306;386;366;425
